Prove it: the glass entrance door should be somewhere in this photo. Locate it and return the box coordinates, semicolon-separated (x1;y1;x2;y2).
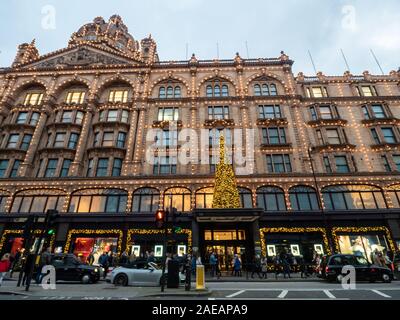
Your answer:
206;244;244;271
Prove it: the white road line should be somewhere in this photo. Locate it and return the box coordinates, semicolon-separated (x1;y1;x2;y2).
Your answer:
278;290;288;298
323;290;336;299
371;290;391;298
226;290;245;298
208;298;216;300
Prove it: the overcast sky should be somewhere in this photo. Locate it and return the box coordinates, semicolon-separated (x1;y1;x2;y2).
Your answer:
1;0;399;75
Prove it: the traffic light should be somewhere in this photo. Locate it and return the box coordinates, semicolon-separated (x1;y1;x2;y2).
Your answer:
46;209;59;236
171;208;181;234
155;209;165;228
22;215;35;240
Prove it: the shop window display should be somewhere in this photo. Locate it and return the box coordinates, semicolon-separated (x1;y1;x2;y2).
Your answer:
337;234;389;263
72;237;118;264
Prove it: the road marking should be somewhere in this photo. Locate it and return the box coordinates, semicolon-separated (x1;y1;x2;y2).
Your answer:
278;290;288;298
371;290;391;298
208;298;216;300
323;290;336;299
226;290;245;298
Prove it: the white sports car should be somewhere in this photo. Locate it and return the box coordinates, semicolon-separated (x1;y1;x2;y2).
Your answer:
108;262;185;287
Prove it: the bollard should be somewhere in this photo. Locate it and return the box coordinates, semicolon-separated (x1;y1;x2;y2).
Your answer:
196;265;205;290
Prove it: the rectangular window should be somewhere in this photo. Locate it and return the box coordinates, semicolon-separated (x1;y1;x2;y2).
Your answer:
266;154;292;173
262;127;286;144
156;130;177;147
209;128;232;146
335;156;350;173
153;156;177;175
381;155;391;172
0;160;9;177
75;111;84;125
102;132;114;147
10;159;21;177
21;134;32;150
66;91;85;104
316;130;324;145
108;89;128;103
93;132;100;147
23;92;43;105
393;155;400;171
158;107;179;121
208;106;229;120
7;134;19;148
310;107;317;121
121;110;129;123
87;158;94;177
326;129;340;144
54;133;66;148
107;110;118;122
381;127;396;143
112;158;123;176
258;105;282;119
362;106;370;119
311;87;323;98
68;133;79;149
16;112;28;124
60;159;71;177
30;112;40;126
61;111;73;123
371;104;386;118
361;86;373;96
323;156;332;173
371;128;380;144
209;155;216;173
44;159;58;178
96;158;109;177
117;132;126;148
319;106;333;119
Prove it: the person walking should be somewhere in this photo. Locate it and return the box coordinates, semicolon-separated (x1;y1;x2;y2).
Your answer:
36;247;52;284
0;253;11;286
98;252;109;279
261;256;268;279
215;252;222;279
119;251;128;265
209;251;217;278
10;248;22;278
233;254;241;277
273;254;281;279
87;251;95;265
251;255;262;279
280;250;291;279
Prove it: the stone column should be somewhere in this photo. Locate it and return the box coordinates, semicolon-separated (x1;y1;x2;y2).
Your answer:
191;219;200;255
252;219;262;256
18;107;50;177
69;104;94;176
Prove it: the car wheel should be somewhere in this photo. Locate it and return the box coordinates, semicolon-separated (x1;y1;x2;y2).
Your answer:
114;274;128;286
382;273;391;283
81;274;91;284
336;274;344;283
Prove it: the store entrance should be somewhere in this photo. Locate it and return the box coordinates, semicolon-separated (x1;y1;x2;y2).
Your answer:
205;243;245;271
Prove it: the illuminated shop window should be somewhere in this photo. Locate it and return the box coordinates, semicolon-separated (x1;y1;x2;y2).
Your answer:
10;189;65;213
132;188;160;212
68;189;127;213
256;186;286;211
164;187;191;212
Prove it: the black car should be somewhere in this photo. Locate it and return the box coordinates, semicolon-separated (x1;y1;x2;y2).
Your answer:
35;254;100;284
319;254;393;283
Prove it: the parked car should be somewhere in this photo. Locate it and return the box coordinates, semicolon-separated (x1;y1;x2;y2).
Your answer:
35;253;101;284
108;261;185;287
319;254;393;283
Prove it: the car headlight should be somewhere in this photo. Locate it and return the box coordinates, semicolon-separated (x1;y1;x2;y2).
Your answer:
94;268;98;272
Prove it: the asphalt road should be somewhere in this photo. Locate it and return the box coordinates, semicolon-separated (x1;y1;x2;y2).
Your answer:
1;280;400;300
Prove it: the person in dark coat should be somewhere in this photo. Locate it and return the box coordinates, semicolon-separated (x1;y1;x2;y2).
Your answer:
98;252;109;279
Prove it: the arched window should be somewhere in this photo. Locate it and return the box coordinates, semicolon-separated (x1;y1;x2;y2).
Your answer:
11;189;65;213
206;85;213;97
68;188;127;213
270;84;277;95
254;84;261;96
221;85;229;97
322;185;387;210
174;86;181;98
132;188;160;212
387;185;400;208
195;187;214;209
214;85;221;97
289;186;319;211
164;187;191;212
159;87;166;99
261;84;269;96
239;187;253;208
166;86;173;98
256;186;286;211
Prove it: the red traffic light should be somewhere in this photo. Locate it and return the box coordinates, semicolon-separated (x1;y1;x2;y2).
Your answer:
155;209;165;222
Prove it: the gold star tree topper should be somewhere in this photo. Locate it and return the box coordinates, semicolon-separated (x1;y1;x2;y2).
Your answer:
212;135;241;208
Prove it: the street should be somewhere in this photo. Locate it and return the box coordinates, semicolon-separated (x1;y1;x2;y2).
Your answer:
1;279;400;300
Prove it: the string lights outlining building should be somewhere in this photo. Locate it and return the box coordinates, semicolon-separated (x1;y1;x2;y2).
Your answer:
0;15;399;268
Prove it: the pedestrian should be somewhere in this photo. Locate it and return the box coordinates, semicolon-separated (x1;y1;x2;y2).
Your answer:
119;251;128;265
98;252;109;279
280;250;291;279
191;253;197;276
251;254;262;279
0;253;11;286
165;253;172;270
215;252;222;279
129;252;137;264
87;251;95;265
209;251;217;278
10;248;22;278
261;256;268;279
147;251;155;265
273;254;281;279
36;247;52;284
233;254;241;277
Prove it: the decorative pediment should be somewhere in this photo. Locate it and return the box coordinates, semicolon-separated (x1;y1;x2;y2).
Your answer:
18;44;141;69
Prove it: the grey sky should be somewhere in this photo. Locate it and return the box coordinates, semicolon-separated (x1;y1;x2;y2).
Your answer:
1;0;399;75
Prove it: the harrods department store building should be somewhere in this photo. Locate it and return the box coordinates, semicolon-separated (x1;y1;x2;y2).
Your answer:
0;15;400;267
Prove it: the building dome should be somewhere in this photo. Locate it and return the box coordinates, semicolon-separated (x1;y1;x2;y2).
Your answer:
69;15;139;56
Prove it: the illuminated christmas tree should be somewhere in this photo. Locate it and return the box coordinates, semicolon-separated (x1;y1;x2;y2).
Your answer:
212;135;241;208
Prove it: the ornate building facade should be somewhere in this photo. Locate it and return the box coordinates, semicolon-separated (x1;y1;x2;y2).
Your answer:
0;15;399;267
